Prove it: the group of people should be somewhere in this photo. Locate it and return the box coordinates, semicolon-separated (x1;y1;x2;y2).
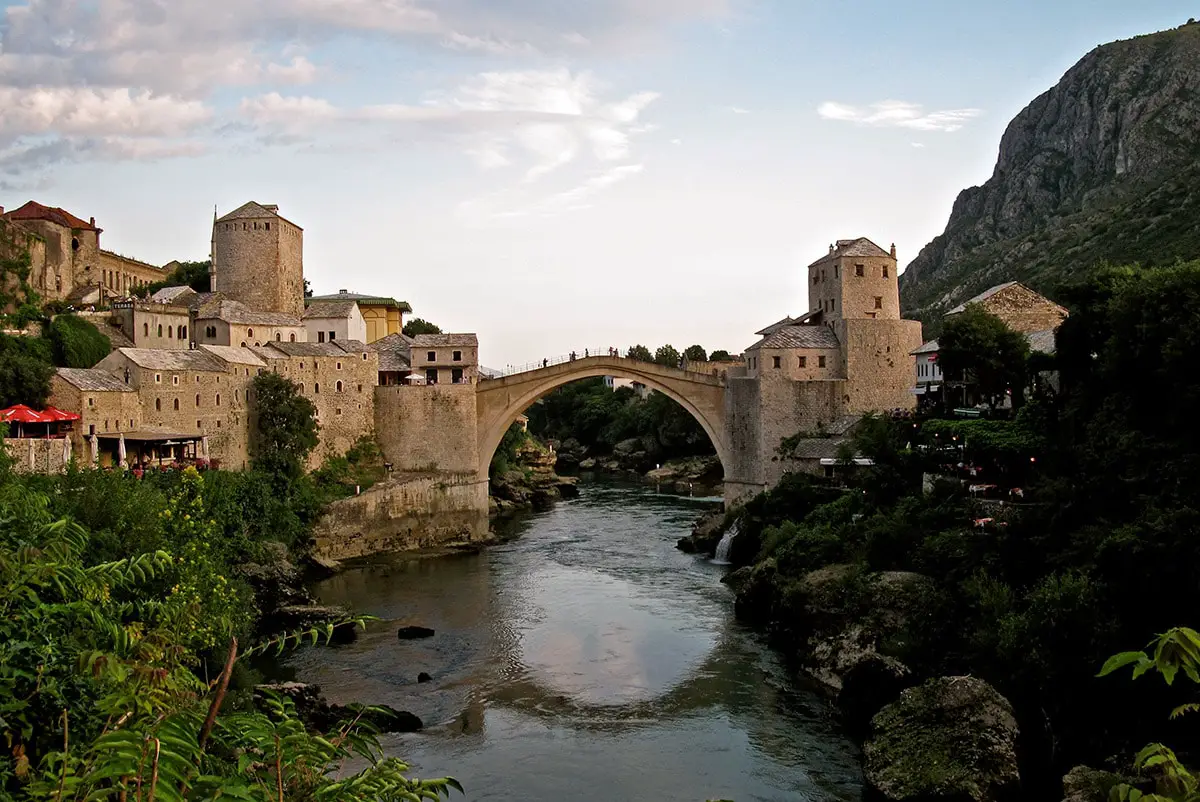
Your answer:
561;347;623;364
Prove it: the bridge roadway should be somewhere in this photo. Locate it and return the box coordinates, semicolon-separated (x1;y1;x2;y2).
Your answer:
476;355;731;478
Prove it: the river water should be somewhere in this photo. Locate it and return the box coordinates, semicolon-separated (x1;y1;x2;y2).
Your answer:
287;480;862;802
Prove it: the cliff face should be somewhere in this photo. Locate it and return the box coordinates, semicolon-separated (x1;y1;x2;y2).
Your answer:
900;20;1200;328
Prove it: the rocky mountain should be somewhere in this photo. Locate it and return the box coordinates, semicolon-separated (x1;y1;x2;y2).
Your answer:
900;20;1200;330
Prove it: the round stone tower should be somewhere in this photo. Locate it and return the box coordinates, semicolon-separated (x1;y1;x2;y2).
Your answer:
211;201;304;317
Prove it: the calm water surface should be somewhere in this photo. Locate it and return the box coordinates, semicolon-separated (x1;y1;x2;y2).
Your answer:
287;481;862;802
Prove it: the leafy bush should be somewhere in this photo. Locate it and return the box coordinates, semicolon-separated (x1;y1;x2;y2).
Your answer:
0;332;54;408
45;314;111;368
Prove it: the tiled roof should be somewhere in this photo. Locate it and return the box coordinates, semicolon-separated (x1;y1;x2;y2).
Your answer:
257;341;351;358
746;324;840;351
332;339;369;355
369;333;412;372
1026;328;1056;355
412;333;478;347
911;339;940;355
189;292;227;314
3;200;99;231
808;237;891;266
302;299;358;319
215;202;302;229
308;290;412;313
195;300;301;327
789;437;849;460
151;286;197;304
100;250;165;272
115;348;229;372
946;282;1019;314
754;316;796;336
55;368;135;392
198;345;268;366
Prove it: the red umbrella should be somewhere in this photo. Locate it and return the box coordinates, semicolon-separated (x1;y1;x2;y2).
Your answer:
40;406;81;422
0;405;49;423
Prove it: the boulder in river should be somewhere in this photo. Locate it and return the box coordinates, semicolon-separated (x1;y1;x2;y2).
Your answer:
864;676;1020;802
255;682;423;733
397;625;436;640
1060;765;1138;802
417;671;433;683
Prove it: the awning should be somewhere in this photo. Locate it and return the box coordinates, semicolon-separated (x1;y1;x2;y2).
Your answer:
95;431;205;442
819;457;875;466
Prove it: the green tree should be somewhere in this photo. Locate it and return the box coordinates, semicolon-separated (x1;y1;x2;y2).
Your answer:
709;350;733;362
626;344;653;362
683;345;708;362
655;344;681;368
938;305;1030;409
250;372;319;478
138;259;211;297
45;314;111;368
403;318;442;336
0;333;53;408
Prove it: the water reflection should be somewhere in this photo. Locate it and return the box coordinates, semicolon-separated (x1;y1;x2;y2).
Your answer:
288;480;861;802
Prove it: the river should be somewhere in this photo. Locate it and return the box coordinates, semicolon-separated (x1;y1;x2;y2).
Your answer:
286;480;862;802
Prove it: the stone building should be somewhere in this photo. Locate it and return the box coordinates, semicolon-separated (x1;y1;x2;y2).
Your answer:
724;237;923;497
250;340;379;466
0;201;168;303
369;333;413;385
49;368;143;457
410;333;478;385
307;290;411;343
210;202;304;317
303;298;366;344
110;299;192;349
194;299;305;348
92;347;260;469
911;281;1068;404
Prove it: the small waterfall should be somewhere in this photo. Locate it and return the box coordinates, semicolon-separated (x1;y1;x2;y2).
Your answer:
712;521;740;565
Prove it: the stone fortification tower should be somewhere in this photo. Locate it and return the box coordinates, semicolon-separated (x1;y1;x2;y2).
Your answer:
210;202;304;317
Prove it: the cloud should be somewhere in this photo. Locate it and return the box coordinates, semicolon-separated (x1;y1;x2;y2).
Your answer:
726;106;750;114
911;142;925;148
818;100;982;132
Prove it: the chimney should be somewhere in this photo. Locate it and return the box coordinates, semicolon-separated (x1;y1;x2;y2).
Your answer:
0;206;5;215
828;243;834;253
890;243;897;259
89;217;95;227
263;204;279;213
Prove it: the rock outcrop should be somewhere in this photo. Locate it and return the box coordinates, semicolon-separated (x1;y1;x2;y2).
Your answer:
676;509;726;554
255;682;423;733
900;21;1200;329
863;676;1020;802
490;437;577;515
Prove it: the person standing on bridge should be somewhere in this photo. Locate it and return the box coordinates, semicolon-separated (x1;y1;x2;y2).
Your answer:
585;348;589;358
543;358;548;368
570;351;576;361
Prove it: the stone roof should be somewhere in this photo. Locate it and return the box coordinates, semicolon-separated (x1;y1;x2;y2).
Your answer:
188;292;227;314
195;300;301;327
1026;328;1056;355
332;339;369;355
946;281;1020;315
3;200;99;231
114;348;229;372
746;324;840;351
257;341;352;358
808;237;891;267
55;367;135;392
65;284;103;306
151;286;197;304
100;249;165;272
308;290;412;313
754;316;796;336
369;333;412;372
302;299;358;319
789;437;850;460
215;201;301;229
911;339;940;355
198;345;268;366
411;333;478;348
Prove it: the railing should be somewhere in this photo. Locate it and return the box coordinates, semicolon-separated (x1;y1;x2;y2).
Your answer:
483;349;729;380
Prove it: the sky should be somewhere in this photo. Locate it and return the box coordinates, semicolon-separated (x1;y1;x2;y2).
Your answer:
0;0;1191;368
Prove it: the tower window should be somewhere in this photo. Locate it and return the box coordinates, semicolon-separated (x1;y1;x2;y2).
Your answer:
314;382;320;394
195;393;200;407
883;265;890;278
772;356;781;368
855;265;864;277
874;296;883;309
216;394;221;406
798;356;807;368
336;381;343;392
173;398;180;411
265;222;270;230
155;398;161;411
818;356;827;368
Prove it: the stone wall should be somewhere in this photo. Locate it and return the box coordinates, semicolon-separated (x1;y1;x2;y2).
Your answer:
114;304;191;349
375;384;480;475
970;283;1069;334
838;318;924;414
48;376;143;456
97;250;167;295
213;215;304;317
3;438;70;474
310;472;490;562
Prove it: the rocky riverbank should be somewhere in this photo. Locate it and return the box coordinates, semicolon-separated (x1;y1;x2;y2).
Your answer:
489;436;579;517
555;436;722;496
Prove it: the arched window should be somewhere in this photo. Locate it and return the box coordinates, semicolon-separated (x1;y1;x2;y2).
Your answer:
314;382;320;394
143;322;149;337
216;394;221;406
180;326;187;339
276;333;281;341
241;342;247;348
157;324;163;337
336;381;343;392
247;328;254;338
289;333;296;342
173;398;180;411
155;398;161;411
167;326;173;339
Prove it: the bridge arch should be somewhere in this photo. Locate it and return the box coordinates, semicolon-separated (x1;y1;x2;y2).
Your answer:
476;356;730;482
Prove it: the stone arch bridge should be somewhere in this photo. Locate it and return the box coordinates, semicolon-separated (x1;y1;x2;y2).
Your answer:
476;356;731;478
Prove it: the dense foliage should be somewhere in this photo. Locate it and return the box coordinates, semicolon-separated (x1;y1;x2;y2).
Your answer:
136;259;212;298
402;318;441;336
0;332;54;408
733;261;1200;787
937;305;1030;409
250;372;319;479
46;314;111;369
0;457;462;800
527;377;714;462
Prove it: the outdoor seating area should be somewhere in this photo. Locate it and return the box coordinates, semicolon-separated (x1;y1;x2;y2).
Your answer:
90;431;214;471
1;404;81;438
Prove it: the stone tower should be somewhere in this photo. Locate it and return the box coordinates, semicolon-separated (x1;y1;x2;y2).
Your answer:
210;202;304;317
807;238;900;321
